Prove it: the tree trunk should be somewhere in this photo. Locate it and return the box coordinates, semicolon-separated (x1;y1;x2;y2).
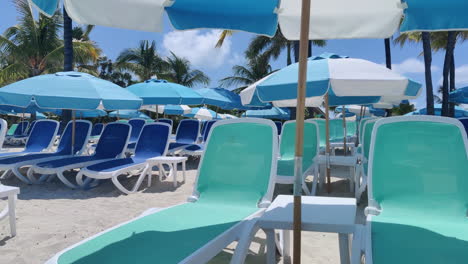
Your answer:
384;38;392;117
441;31;456;117
286;42;292;66
449;53;456;117
62;7;74;126
293;41;300;63
308;40;312;57
422;32;435;115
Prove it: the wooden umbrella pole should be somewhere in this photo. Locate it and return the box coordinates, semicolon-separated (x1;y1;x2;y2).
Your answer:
342;106;347;156
156;105;159;121
293;0;311;263
325;94;331;193
71;110;76;155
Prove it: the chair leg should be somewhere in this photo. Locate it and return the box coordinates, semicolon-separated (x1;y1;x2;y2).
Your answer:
12;166;32;184
8;194;16;237
338;233;351;264
0;170;12;180
111;176;133;195
230;222;260;264
351;225;365;264
57;171;77;189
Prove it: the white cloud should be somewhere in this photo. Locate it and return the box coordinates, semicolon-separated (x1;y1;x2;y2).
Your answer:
391;58;440;75
162;30;233;69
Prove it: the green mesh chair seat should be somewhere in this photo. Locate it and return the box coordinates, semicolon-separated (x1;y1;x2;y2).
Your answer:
366;117;468;264
50;119;277;264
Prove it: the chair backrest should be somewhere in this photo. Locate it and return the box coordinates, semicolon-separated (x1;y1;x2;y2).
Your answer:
128;119;146;142
359;117;377;143
311;118;326;148
7;124;18;136
175;119;200;144
280;120;319;169
330;119;344;141
56;121;92;155
368;116;468;209
194;119;278;207
346;120;357;137
90;123;104;137
274;121;283;135
13;121;29;136
24;120;59;152
25;120;37;136
0;119;7;149
362;119;378;163
202;120;216;143
459;118;468;136
134;123;171;159
158;118;173;128
94;123;131;159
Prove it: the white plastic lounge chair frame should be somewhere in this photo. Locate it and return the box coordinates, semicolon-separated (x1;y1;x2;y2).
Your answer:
275;120;320;195
0;119;8;151
45;118;278;264
356;116;468;264
355;118;379;201
76;123;171;194
29;122;131;189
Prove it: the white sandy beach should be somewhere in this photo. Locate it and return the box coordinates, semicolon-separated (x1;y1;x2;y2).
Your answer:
0;151;363;264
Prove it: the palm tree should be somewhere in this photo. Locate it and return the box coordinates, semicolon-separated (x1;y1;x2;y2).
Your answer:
116;40;167;81
160;52;210;87
220;54;273;92
98;57;135;87
0;0;100;85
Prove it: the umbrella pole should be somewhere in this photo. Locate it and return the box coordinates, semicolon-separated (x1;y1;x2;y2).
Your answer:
293;0;311;263
71;110;76;155
325;94;331;193
117;110;120;121
342;106;347;156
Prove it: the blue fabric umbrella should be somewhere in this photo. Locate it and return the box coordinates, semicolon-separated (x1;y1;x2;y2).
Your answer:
0;72;142;110
241;53;422;107
127;79;203;105
163;105;191;115
52;109;107;118
243;107;290;120
449;86;468;104
197;87;269;110
183;107;222;120
411;104;468;118
109;110;151;120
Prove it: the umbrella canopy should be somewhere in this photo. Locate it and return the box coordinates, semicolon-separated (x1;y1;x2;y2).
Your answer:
141;104;191;115
449;87;468;104
52;109;107;118
198;87;268;110
109;110;151;120
412;104;468;118
127;79;203;105
184;107;222;120
242;107;290;120
0;72;142;110
241;53;422;107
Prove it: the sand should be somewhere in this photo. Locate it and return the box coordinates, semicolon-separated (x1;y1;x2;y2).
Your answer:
0;154;363;264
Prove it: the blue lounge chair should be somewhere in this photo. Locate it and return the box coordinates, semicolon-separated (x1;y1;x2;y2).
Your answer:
89;123;104;140
5;121;29;145
0;120;59;160
158;118;173;128
9;120;37;145
275;121;283;135
182;120;216;156
459;117;468;136
77;123;171;194
0;121;92;184
127;118;146;150
29;123;131;189
358;116;468;264
45;118;278;264
168;119;200;153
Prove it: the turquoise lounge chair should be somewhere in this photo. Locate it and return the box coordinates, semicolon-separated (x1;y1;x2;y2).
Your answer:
355;119;378;200
361;116;468;264
46;118;278;264
275;120;319;195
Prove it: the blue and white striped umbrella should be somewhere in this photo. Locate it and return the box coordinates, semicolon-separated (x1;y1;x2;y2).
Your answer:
184;107;223;120
241;53;422;107
141;105;191;115
449;87;468;104
242;107;290;120
409;104;468;118
109;110;151;120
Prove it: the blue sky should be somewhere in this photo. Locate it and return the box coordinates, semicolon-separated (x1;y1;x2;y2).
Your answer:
1;1;468;110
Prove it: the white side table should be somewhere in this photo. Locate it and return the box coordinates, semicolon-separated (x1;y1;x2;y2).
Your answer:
257;195;359;264
147;156;187;187
0;185;20;236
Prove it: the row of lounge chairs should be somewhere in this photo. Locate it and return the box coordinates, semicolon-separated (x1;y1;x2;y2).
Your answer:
38;116;467;264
